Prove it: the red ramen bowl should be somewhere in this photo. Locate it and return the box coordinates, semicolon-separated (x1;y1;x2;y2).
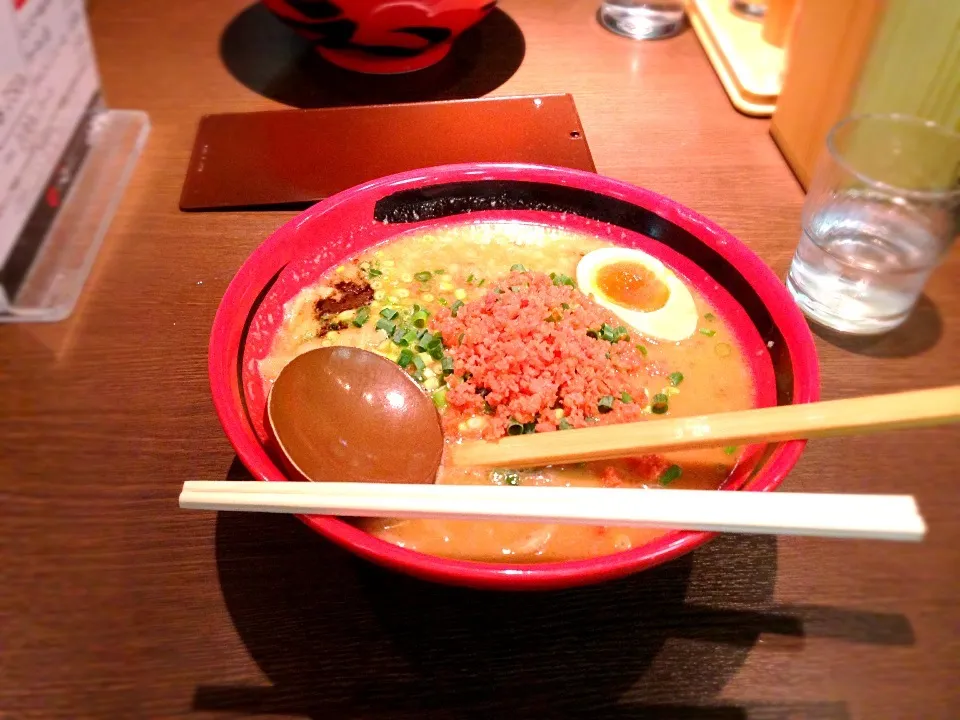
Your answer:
209;163;819;591
261;0;497;74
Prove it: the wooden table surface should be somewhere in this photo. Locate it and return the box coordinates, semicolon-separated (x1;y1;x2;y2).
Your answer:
3;1;959;717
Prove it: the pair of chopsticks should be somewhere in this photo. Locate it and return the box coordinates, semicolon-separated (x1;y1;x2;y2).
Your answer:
180;481;927;542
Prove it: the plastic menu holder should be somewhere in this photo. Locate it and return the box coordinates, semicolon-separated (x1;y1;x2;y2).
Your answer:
0;0;149;323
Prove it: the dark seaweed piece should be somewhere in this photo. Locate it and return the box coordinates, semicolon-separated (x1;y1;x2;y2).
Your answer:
315;280;375;317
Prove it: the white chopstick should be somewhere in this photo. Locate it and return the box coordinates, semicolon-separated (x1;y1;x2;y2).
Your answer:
179;481;927;542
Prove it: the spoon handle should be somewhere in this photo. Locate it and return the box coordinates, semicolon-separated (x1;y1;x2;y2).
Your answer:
179;481;926;542
450;386;960;469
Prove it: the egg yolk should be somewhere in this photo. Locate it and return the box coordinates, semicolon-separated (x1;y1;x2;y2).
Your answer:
595;262;670;312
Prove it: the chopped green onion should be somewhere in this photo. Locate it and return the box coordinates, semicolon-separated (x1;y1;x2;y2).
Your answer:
414;271;432;282
493;288;504;295
376;318;396;335
440;356;455;376
391;326;406;344
651;393;669;414
432;387;448;410
504;471;520;486
434;268;445;275
636;344;648;356
549;272;575;288
723;446;738;455
510;263;527;272
401;328;419;346
415;330;433;350
558;418;573;430
594;323;629;343
450;299;464;317
598;395;615;413
379;307;399;320
429;346;444;361
411;355;426;372
668;372;684;387
699;328;717;337
522;422;537;434
621;391;633;403
466;273;475;284
396;348;415;368
704;312;716;321
507;420;524;436
437;297;448;306
367;267;383;278
659;464;683;486
561;303;570;310
352;306;371;327
410;309;430;328
477;279;486;287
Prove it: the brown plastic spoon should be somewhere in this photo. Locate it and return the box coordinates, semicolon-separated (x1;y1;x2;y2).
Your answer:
267;347;444;484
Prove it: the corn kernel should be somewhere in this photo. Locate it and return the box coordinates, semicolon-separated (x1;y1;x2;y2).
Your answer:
423;377;440;391
664;387;680;396
401;273;413;283
326;331;339;339
439;281;454;291
422;293;435;302
454;288;467;300
423;367;436;379
554;409;565;420
397;288;410;298
388;296;398;303
374;250;384;257
335;265;345;274
320;339;332;347
337;310;353;320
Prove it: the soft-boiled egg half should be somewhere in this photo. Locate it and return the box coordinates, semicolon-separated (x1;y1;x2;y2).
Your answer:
576;247;699;342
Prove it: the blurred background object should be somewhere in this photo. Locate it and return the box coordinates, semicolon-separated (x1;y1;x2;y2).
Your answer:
771;0;960;189
730;0;767;20
687;0;789;116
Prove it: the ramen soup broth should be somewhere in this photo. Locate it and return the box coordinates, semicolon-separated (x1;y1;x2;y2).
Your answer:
259;222;760;562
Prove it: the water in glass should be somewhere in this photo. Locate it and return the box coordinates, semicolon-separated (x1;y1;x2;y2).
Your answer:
598;1;685;39
786;191;944;334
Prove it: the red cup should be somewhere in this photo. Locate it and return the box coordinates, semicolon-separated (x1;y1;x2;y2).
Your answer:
262;0;497;74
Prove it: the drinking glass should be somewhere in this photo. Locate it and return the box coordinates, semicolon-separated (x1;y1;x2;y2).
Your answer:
597;1;685;40
786;114;960;335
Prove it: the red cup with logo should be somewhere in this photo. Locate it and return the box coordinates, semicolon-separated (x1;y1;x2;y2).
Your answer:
262;0;497;74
